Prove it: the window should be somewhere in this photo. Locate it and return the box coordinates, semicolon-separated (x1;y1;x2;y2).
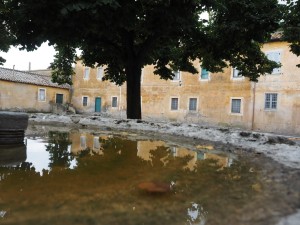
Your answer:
84;67;90;79
83;96;88;106
112;97;118;108
266;51;281;74
97;67;103;80
80;136;86;149
93;137;100;150
189;98;197;111
200;68;209;80
171;98;179;110
231;99;241;114
265;93;278;110
172;70;180;81
232;68;242;78
170;147;177;157
38;88;46;102
56;94;63;104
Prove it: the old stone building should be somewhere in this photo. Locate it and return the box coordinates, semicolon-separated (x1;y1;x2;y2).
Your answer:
0;67;70;113
71;63;127;117
71;40;300;135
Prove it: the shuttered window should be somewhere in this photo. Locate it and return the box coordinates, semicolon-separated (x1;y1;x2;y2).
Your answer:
201;68;209;79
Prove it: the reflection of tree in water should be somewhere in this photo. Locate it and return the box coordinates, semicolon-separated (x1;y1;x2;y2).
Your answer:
73;136;258;225
45;131;73;169
0;134;261;225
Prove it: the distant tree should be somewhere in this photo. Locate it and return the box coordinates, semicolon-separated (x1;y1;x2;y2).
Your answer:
4;0;281;119
282;0;300;67
0;1;13;65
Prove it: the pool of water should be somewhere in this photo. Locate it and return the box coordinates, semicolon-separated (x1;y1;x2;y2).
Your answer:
0;127;293;225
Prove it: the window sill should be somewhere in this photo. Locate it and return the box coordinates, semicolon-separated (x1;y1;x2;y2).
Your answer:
199;79;210;82
264;109;277;111
230;112;243;116
231;76;244;81
267;73;282;76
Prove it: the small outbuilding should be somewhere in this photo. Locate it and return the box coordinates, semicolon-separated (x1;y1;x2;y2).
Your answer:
0;67;70;113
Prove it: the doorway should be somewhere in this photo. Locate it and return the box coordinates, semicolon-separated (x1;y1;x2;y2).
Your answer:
95;97;102;112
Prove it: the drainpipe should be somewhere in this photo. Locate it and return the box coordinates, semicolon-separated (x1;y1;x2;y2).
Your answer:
251;82;256;130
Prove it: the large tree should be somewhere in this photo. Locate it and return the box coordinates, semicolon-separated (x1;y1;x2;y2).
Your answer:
0;1;13;65
282;0;300;67
4;0;281;119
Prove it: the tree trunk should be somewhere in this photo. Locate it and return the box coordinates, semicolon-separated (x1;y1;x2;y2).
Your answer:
126;62;142;119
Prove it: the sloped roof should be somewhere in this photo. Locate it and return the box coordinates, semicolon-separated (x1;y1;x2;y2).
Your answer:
0;67;70;89
270;31;283;41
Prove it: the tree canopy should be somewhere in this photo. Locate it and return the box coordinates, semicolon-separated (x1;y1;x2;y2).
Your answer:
4;0;282;119
0;1;13;65
282;0;300;67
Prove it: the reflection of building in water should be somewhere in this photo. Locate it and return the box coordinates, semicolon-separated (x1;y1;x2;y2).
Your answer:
137;141;231;169
204;153;231;168
70;133;232;168
70;132;105;155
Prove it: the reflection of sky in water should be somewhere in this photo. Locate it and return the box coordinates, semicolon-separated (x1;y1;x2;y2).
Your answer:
187;203;207;225
26;138;50;174
25;138;77;175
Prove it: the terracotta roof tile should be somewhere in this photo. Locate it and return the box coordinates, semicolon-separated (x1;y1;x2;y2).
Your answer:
0;67;70;89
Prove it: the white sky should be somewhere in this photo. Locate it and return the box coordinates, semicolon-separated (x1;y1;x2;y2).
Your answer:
1;42;55;71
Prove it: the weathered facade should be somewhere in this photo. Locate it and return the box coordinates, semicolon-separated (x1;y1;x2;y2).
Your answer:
0;68;70;113
71;40;300;135
71;62;127;117
253;41;300;134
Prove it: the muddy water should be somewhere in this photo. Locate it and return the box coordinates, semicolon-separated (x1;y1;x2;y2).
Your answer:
0;126;299;225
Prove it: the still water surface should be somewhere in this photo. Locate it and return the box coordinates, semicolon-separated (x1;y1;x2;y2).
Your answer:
0;128;269;225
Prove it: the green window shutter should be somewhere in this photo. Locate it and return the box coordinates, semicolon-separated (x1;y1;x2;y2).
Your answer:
201;68;209;79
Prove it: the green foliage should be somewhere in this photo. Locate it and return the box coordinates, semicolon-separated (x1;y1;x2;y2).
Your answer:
3;0;283;118
0;1;13;65
50;45;76;85
282;0;300;67
4;0;281;81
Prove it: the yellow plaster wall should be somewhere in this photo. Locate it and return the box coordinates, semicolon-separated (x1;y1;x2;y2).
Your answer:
71;41;300;135
141;63;253;129
254;42;300;134
0;80;69;112
71;62;127;115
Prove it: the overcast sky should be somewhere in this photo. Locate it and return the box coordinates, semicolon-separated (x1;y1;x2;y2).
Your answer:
1;42;55;71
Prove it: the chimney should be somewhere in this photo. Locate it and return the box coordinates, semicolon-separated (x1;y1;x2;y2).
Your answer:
28;62;31;71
